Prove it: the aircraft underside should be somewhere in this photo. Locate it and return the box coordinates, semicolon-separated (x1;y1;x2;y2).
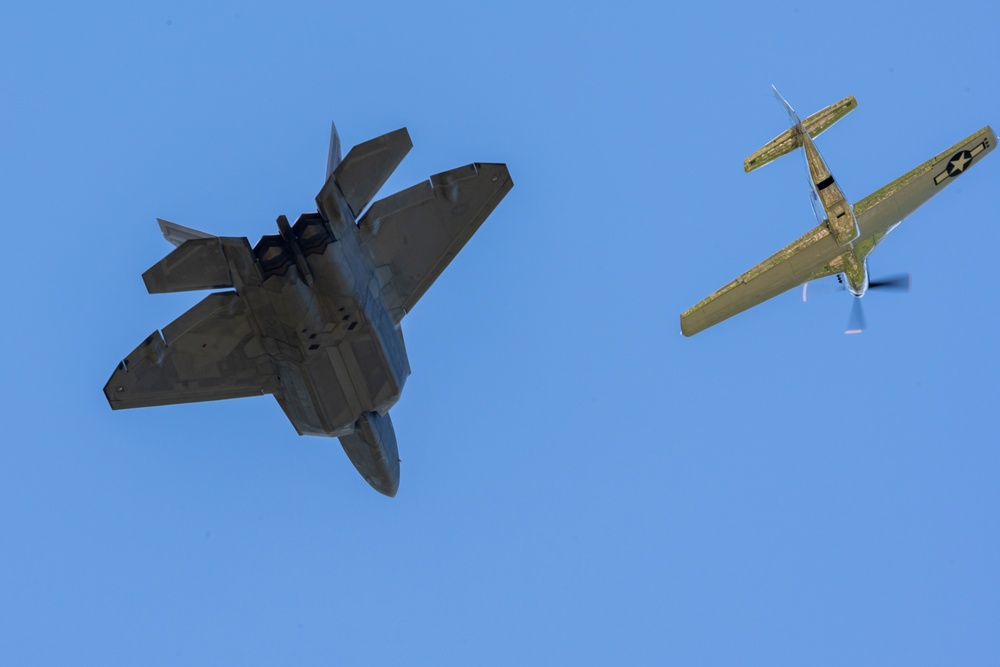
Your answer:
680;88;994;336
105;123;513;496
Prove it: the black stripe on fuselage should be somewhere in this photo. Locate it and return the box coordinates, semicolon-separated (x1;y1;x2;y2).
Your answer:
816;175;836;190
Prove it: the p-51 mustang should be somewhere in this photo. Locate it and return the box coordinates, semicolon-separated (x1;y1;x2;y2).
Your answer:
681;87;994;336
105;123;512;496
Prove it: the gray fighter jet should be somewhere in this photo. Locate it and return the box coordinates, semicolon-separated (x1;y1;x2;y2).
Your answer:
681;88;994;336
105;123;512;496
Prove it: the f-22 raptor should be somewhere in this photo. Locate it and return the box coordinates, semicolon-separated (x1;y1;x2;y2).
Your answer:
105;123;512;496
681;88;994;335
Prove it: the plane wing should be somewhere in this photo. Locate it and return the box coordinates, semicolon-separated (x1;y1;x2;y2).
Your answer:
852;126;995;254
682;126;996;336
680;224;848;336
105;292;277;409
358;162;513;321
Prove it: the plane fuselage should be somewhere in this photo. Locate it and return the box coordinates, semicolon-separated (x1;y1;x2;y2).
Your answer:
799;130;870;296
243;211;410;438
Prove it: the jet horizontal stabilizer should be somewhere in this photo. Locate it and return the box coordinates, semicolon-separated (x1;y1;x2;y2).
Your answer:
142;237;234;294
744;94;857;173
322;128;413;220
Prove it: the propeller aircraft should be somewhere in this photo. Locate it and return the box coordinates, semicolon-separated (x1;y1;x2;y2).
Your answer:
681;87;994;336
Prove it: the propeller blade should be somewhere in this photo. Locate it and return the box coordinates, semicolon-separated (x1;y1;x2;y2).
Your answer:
845;298;866;334
869;273;911;292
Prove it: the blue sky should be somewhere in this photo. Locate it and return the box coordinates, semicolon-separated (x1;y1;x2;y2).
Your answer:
2;1;998;664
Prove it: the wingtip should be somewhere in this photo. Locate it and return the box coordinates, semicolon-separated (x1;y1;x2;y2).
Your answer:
679;317;697;337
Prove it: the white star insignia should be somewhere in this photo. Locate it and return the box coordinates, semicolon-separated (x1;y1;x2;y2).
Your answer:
949;153;971;174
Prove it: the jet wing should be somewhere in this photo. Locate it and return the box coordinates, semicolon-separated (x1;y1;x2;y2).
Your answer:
358;162;513;321
105;292;277;409
852;126;995;253
681;224;847;336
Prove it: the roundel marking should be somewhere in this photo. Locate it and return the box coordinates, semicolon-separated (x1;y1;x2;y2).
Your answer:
946;150;973;177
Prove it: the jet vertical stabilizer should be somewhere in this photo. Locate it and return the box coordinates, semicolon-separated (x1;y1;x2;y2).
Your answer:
744;93;857;172
157;218;215;247
326;120;343;178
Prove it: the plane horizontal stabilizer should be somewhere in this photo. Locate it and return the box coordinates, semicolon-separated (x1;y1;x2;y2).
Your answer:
744;94;857;173
331;128;412;219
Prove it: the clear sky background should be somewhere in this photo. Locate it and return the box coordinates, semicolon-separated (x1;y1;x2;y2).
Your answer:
2;1;998;664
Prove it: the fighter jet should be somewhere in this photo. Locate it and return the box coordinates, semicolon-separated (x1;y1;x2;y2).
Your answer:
105;123;512;496
681;87;994;336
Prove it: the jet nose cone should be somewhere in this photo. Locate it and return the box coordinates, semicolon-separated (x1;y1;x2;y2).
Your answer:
367;472;399;498
339;411;401;497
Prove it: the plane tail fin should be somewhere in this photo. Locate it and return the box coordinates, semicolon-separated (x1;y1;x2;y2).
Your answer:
326;120;342;179
157;218;215;247
743;91;857;173
772;85;803;127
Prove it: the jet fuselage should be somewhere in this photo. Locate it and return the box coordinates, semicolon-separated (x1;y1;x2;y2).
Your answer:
247;211;410;439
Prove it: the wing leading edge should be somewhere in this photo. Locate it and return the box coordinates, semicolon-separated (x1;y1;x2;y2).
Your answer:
680;224;847;336
852;126;995;255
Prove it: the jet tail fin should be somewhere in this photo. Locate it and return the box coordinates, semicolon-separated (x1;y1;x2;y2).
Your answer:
744;91;857;173
157;218;215;247
326;120;342;179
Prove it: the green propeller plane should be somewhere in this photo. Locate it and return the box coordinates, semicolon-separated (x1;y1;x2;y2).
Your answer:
681;87;995;336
